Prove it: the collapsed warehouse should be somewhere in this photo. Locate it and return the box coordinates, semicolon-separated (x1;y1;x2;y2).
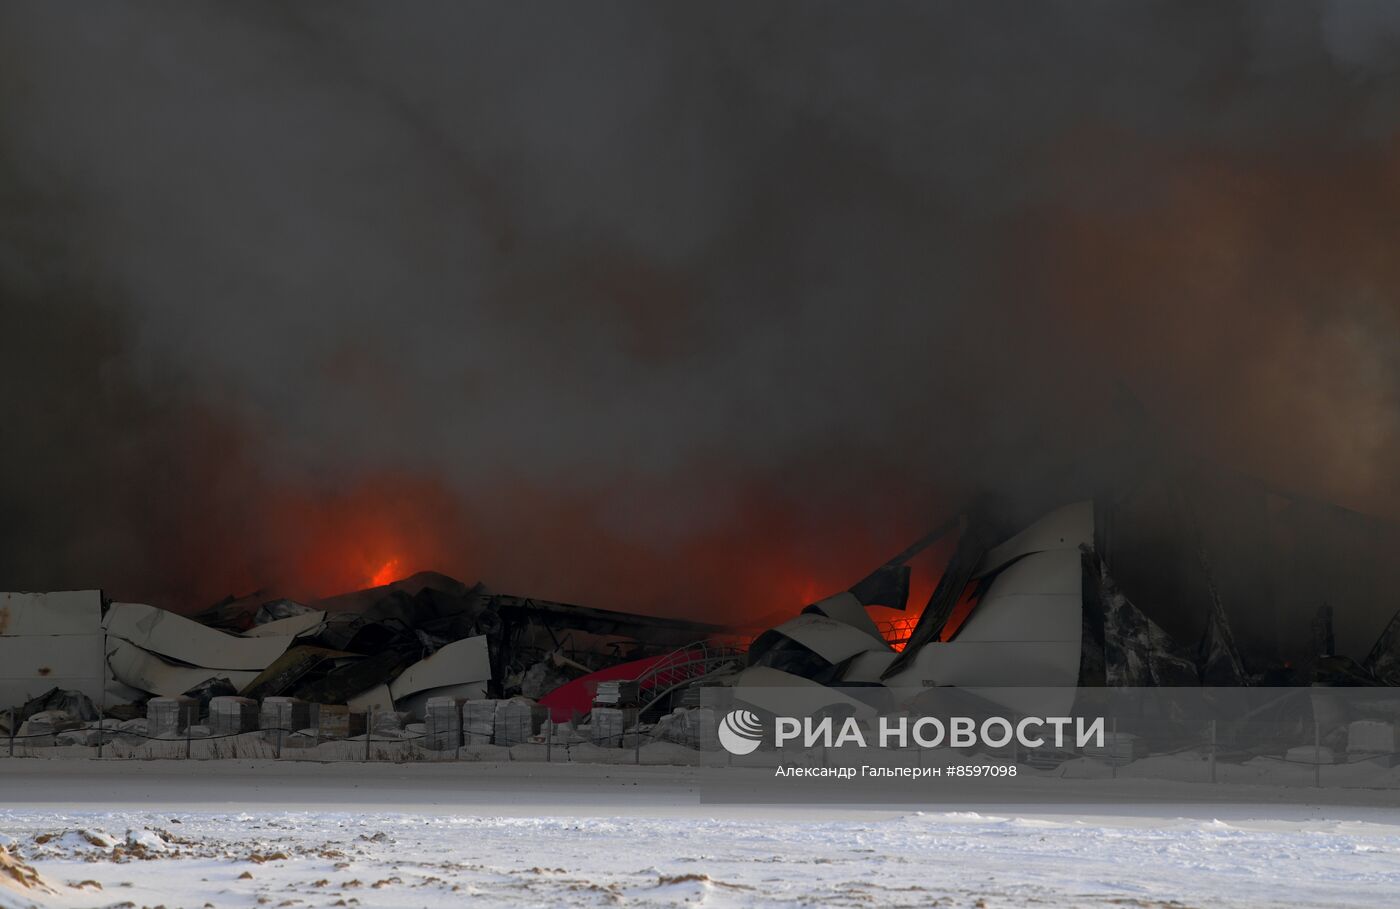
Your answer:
0;573;732;754
4;450;1400;762
743;455;1400;720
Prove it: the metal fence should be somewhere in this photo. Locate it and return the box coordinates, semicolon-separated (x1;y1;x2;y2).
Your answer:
0;705;726;765
5;688;1400;797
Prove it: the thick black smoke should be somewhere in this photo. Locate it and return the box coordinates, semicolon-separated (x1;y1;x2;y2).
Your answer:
2;2;1399;617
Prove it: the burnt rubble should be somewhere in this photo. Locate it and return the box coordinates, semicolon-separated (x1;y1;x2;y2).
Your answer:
3;453;1400;761
0;573;728;754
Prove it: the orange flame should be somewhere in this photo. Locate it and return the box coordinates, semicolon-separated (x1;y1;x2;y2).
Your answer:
369;558;402;587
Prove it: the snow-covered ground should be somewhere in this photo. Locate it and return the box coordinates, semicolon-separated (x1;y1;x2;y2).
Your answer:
3;761;1400;908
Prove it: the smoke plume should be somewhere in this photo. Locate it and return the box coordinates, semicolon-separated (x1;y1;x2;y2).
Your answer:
2;2;1398;620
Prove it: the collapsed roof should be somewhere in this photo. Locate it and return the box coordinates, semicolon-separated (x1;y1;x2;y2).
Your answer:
5;450;1397;721
0;572;724;718
743;459;1400;703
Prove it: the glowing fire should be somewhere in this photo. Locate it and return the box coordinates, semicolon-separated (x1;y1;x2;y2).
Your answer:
369;558;402;587
879;612;921;651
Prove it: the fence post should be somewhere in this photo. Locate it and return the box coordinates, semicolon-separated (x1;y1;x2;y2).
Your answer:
366;705;374;762
186;716;192;760
1314;720;1321;788
97;631;108;760
8;708;14;758
547;721;552;763
1209;720;1217;784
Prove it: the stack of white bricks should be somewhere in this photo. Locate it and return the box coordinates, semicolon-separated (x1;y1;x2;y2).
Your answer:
208;696;258;736
463;700;497;745
424;697;463;750
317;705;366;739
541;717;577;745
1347;720;1398;764
493;700;538;746
371;710;408;737
147;696;198;738
685;707;719;751
259;697;311;736
591;707;627;747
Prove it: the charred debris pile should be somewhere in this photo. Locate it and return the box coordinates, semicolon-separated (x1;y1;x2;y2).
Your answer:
3;452;1400;756
0;573;728;746
742;458;1400;709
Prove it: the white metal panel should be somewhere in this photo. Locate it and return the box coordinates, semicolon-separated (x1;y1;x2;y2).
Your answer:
770;613;887;664
394;681;490;719
104;602;297;671
348;684;394;713
0;590;102;636
894;548;1082;682
387;636;491;700
105;639;259;698
952;594;1081;642
976;549;1082;597
0;634;104;680
975;501;1093;578
0;635;105;706
954;551;1083;644
810;592;886;643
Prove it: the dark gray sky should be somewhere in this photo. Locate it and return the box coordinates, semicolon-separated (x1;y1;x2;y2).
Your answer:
3;1;1399;617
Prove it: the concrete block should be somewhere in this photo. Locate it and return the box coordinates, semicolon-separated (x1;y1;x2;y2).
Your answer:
494;699;544;747
208;697;258;736
1347;720;1398;755
370;709;408;735
685;707;720;752
259;697;311;734
541;718;582;745
315;704;366;739
591;707;632;748
463;699;497;744
424;697;463;750
147;696;198;738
